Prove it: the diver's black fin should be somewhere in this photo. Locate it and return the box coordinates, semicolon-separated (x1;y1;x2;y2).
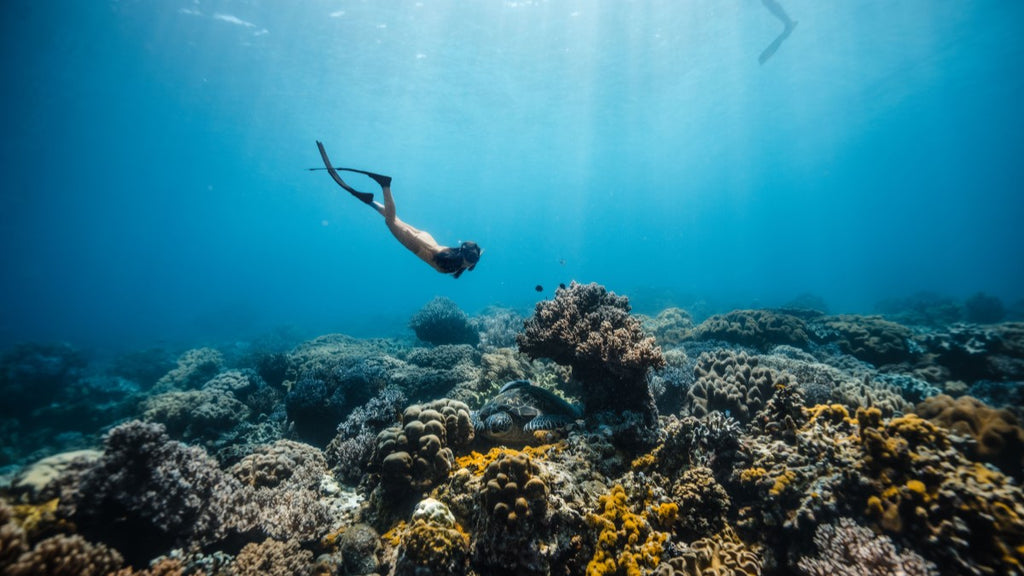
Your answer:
315;141;375;205
333;167;392;189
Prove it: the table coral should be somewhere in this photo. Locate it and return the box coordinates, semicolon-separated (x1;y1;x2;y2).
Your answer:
517;281;665;428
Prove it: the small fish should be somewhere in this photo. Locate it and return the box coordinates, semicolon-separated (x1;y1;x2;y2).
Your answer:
535;285;544;292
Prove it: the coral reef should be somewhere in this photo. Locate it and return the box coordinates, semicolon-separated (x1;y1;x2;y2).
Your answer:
475;306;526;350
586;484;670;576
964;292;1006;324
913;394;1024;479
690;309;810;351
0;342;87;417
2;534;125;576
641;307;695;348
797;517;937;576
225;538;313;576
655;529;762;576
517;282;665;431
394;498;470;576
153;347;223;391
373;399;475;497
228;439;327;490
685;350;792;424
410;296;480;346
325;387;407;486
142;389;249;446
812;315;916;366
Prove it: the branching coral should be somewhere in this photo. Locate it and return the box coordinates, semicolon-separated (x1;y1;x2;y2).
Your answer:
225;538;313;576
517;282;664;426
2;534;125;576
797;517;937;576
228;439;327;490
409;296;480;346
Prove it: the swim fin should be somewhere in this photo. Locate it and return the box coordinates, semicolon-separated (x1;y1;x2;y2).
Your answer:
315;141;375;205
333;167;392;189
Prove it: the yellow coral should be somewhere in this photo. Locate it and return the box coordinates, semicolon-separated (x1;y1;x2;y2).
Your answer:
586;485;669;576
769;470;796;497
455;444;554;476
739;467;768;483
10;498;62;538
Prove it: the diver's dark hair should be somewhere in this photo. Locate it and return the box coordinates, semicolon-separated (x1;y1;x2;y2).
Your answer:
460;241;481;264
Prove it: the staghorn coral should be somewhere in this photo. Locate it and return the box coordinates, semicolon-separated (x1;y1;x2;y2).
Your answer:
690;309;810;351
373;399;474;496
228;440;327;490
655;529;762;576
797;517;937;576
812;315;916;367
409;296;480;346
517;281;664;428
224;537;313;576
586;484;670;576
3;534;125;576
685;350;792;424
153;347;223;391
914;394;1024;479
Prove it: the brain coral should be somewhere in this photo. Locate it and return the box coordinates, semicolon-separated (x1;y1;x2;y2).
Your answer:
690;309;810;351
517;282;665;424
685;350;792;424
913;394;1024;480
409;296;480;346
654;529;762;576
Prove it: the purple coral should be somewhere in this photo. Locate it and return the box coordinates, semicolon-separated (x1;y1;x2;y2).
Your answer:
517;282;664;426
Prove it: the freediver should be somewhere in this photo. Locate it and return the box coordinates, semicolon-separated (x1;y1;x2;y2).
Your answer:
315;141;482;279
759;0;798;65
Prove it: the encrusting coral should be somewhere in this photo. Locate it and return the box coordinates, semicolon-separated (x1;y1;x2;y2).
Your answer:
913;394;1024;479
517;282;665;432
690;309;810;351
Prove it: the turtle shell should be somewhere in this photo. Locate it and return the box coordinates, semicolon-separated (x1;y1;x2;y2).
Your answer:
473;380;580;444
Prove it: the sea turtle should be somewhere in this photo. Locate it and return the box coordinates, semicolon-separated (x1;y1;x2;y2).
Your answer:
472;380;582;444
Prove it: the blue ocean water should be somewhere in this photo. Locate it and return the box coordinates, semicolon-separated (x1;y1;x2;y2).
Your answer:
2;0;1022;352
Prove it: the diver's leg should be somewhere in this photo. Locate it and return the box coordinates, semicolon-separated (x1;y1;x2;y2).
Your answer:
382;186;397;224
370;200;385;217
